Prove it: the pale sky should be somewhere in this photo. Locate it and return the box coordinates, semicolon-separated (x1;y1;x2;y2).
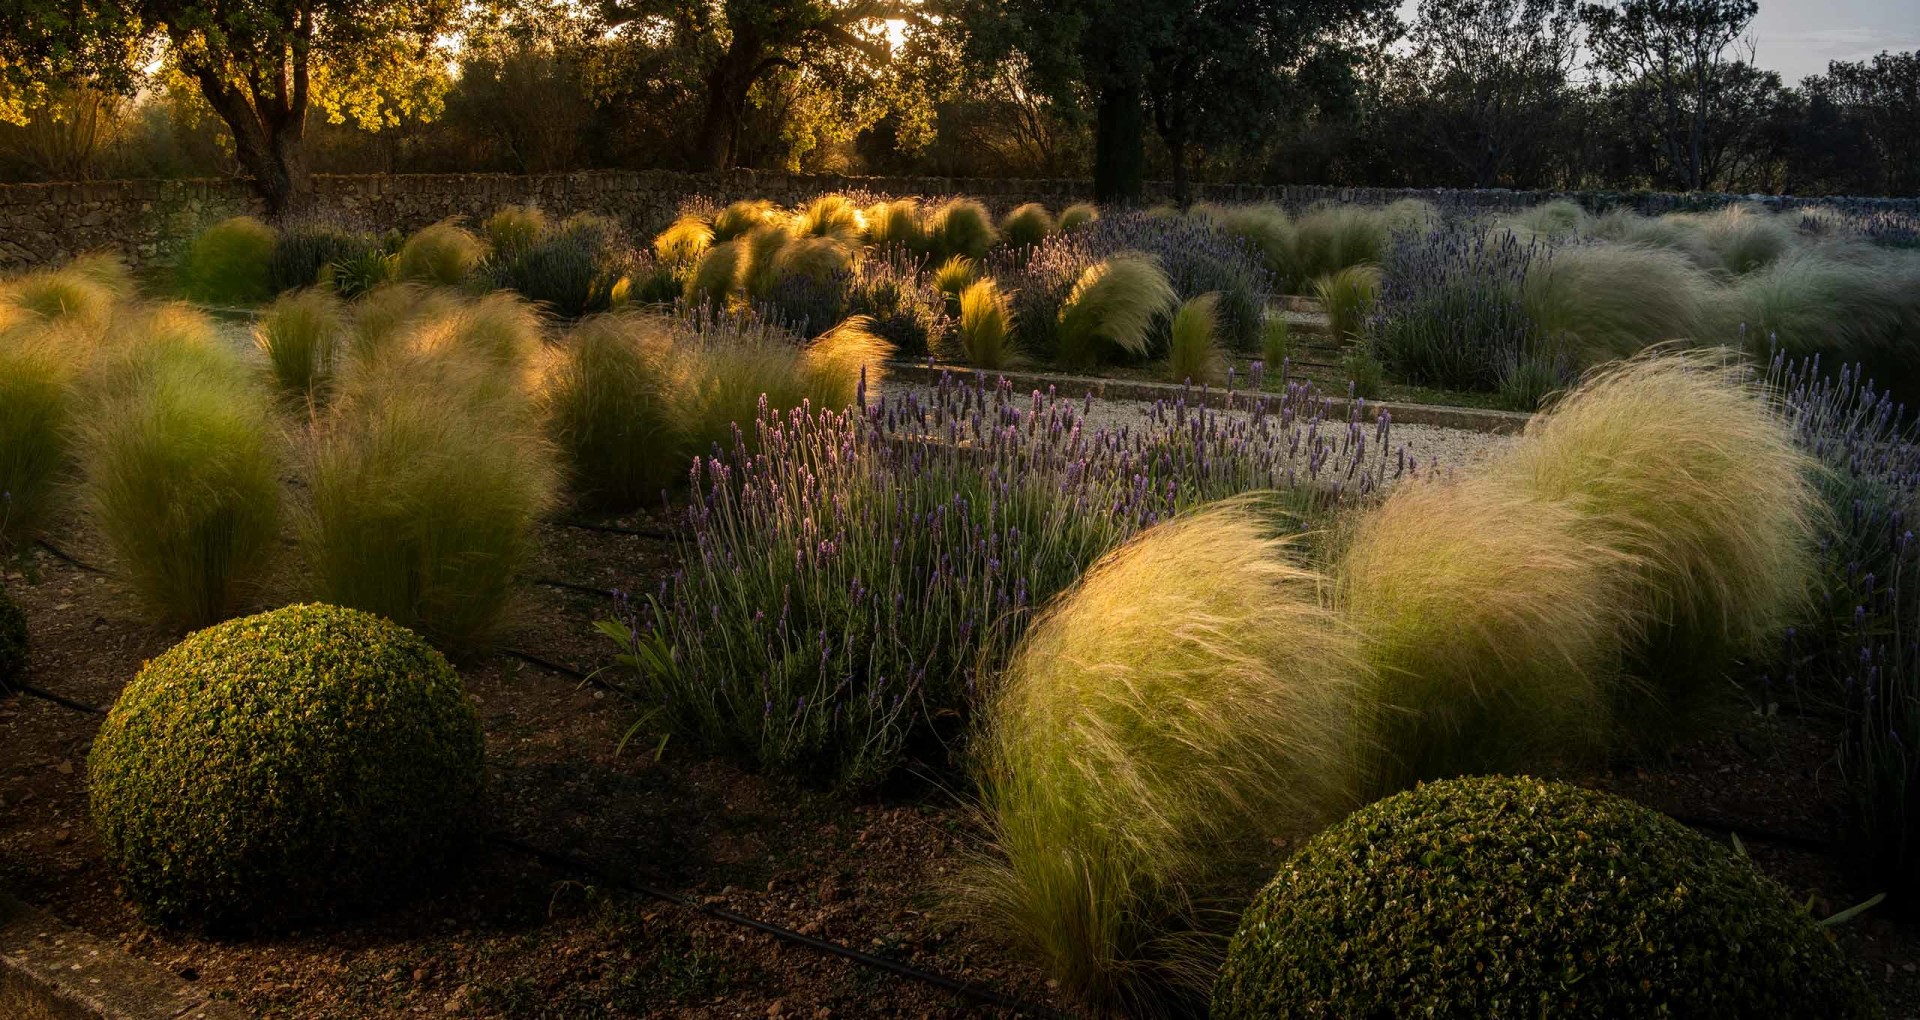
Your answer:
1396;0;1920;85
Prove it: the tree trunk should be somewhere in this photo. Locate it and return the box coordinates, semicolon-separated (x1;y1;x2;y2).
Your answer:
1093;83;1146;204
693;37;767;171
192;73;314;216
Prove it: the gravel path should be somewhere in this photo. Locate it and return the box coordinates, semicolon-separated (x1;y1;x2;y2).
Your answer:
870;377;1518;482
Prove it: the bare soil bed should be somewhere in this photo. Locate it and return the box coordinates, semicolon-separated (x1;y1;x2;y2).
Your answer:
4;495;1918;1018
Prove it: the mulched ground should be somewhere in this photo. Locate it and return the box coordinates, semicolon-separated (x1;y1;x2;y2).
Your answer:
3;507;1917;1018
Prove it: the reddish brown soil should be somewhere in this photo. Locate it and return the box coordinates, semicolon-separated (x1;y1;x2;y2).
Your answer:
2;512;1916;1018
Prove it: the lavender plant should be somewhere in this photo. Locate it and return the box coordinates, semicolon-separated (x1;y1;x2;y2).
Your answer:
1771;350;1920;908
1373;222;1557;396
600;373;1409;786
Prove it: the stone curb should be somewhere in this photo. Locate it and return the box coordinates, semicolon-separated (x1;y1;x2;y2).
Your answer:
882;361;1534;435
0;891;243;1020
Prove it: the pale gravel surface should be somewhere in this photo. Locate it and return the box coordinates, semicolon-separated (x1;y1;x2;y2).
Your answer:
870;377;1518;483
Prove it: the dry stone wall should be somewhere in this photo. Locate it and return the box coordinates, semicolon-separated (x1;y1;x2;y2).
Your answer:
1;168;1915;270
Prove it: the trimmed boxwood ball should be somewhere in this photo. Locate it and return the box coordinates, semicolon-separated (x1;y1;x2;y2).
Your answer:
1214;776;1879;1020
0;584;26;691
87;603;486;930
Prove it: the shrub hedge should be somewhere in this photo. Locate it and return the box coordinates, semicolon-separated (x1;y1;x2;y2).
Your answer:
1214;776;1878;1019
87;603;487;930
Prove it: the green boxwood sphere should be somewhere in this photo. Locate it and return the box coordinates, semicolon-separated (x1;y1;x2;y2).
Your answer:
1214;776;1879;1019
0;584;26;690
88;603;486;929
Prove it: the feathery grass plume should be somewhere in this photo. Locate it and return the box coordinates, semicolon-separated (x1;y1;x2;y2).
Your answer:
302;346;559;654
1335;477;1635;798
927;199;998;261
760;234;852;301
653;214;714;273
77;337;281;629
65;252;137;300
1312;264;1381;342
802;315;892;409
1688;204;1796;275
1521;243;1713;365
1730;249;1920;395
958;279;1018;369
970;502;1363;1013
0;327;75;557
1505;199;1589;240
676;331;813;459
685;239;746;309
1166;292;1223;385
862;198;924;248
483;205;549;257
1;258;125;331
711;199;779;242
1260;316;1291;371
1057;203;1100;233
1000;203;1055;248
177;216;278;306
344;284;464;363
255;288;345;398
932;254;978;301
81;303;237;407
1056;253;1178;369
540;312;684;510
1487;350;1820;737
391;220;485;286
413;290;544;371
739;225;799;300
795;194;864;245
1590;209;1722;272
1290;206;1388;289
1196;203;1296;285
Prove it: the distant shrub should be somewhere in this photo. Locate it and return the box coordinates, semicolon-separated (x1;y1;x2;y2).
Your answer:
269;223;380;294
971;504;1362;1013
177;216;277;305
88;604;486;930
0;328;75;557
485;216;632;318
1166;291;1222;385
957;279;1017;369
482;205;549;257
1056;253;1177;369
76;327;281;628
301;347;558;653
1215;777;1877;1020
0;583;24;689
255;288;345;398
1488;351;1819;739
541;313;683;510
1000;203;1054;248
392;220;484;287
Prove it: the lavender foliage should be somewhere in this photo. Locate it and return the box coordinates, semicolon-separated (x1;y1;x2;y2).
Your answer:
601;373;1411;786
1373;222;1556;397
1772;350;1920;905
845;245;948;355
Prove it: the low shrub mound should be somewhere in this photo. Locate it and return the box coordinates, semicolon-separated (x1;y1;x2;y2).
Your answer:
0;584;26;690
1213;776;1878;1020
87;603;486;930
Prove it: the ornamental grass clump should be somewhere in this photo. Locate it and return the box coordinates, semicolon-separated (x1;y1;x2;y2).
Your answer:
483;205;549;257
540;313;683;510
969;503;1364;1015
1334;477;1635;797
999;203;1054;248
1504;198;1588;240
1214;777;1878;1019
1289;205;1389;288
863;198;924;248
925;199;997;261
76;325;281;629
794;193;863;245
177;216;277;306
1520;242;1714;364
2;253;133;333
0;328;75;558
1311;265;1379;343
958;279;1018;369
1049;211;1272;352
1056;253;1177;369
301;345;559;653
344;284;464;363
255;287;345;398
711;199;779;242
411;290;544;370
88;604;486;931
1487;350;1819;736
1057;203;1099;232
653;214;714;274
602;374;1401;786
392;220;485;286
932;254;977;302
1730;249;1920;398
1165;292;1223;385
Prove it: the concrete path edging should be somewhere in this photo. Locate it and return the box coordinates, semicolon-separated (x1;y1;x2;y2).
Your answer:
0;891;243;1020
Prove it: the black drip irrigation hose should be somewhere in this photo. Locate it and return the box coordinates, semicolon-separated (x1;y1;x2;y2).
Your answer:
531;577;622;599
10;682;106;715
556;519;685;542
34;539;107;575
485;833;1064;1017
